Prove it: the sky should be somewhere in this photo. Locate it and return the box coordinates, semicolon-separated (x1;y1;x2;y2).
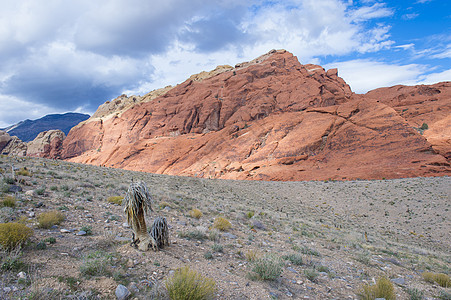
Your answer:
0;0;450;128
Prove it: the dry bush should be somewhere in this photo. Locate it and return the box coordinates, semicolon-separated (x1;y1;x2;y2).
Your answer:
213;217;231;231
0;222;33;250
37;210;65;229
189;208;203;219
107;196;124;205
357;276;395;300
166;265;216;300
423;272;450;287
245;249;262;262
16;168;31;177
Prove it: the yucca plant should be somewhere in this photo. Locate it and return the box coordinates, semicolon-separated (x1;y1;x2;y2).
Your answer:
122;181;156;251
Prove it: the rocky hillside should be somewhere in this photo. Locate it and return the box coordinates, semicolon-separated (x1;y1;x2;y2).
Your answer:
2;112;89;142
60;50;450;181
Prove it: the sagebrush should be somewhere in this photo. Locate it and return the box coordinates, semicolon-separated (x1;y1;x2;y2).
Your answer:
166;265;216;300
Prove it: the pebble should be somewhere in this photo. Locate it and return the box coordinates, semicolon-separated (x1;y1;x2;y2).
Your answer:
122;222;130;228
9;185;22;193
25;190;34;196
17;272;27;279
3;287;11;293
287;267;298;273
115;284;130;300
60;229;72;233
29;211;35;217
76;230;87;236
252;220;266;230
35;201;44;208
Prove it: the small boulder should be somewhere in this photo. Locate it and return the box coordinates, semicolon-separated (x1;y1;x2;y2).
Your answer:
115;284;130;300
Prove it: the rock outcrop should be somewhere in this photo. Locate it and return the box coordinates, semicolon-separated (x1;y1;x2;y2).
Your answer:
26;130;65;158
61;50;450;181
1;135;27;157
0;131;11;152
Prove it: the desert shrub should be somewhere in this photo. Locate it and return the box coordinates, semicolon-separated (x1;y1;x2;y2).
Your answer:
204;251;213;260
211;243;223;253
35;187;45;196
213;217;231;231
1;195;17;208
107;196;123;205
36;241;47;250
251;254;283;281
357;276;395;300
159;201;171;209
16;168;31;177
37;210;65;229
304;269;319;282
179;229;207;240
283;253;303;265
246;249;262;262
246;211;255;219
189;208;203;219
0;249;26;271
423;272;450;287
407;288;424;300
300;246;321;257
4;177;15;185
0;222;33;250
420;123;428;130
80;251;114;277
50;186;58;191
166;265;216;300
208;229;220;242
43;237;56;244
437;290;451;300
80;225;92;236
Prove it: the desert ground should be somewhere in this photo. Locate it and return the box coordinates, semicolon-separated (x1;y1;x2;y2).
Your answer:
0;155;449;299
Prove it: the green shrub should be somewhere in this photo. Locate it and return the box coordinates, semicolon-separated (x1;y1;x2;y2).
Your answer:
1;250;26;271
357;276;396;300
107;196;123;205
179;230;207;240
50;186;58;191
304;269;319;282
407;288;424;300
80;225;92;236
4;177;15;185
211;243;223;253
251;254;283;281
35;188;45;196
80;251;114;277
420;123;428;130
36;241;47;250
166;266;216;300
189;208;203;219
1;195;17;208
283;253;303;265
37;210;65;229
213;217;231;231
43;237;56;244
246;211;255;219
204;251;213;260
0;222;33;250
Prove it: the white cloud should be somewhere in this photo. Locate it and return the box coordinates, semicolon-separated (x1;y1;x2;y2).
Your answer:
325;59;427;93
417;69;451;84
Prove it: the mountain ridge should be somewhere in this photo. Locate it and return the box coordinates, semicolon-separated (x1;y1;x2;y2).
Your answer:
59;50;450;180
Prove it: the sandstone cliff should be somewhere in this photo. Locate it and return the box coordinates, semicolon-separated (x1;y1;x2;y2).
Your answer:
61;50;450;180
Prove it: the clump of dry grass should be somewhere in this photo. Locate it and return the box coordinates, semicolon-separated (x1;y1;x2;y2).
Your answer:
166;265;216;300
37;210;65;229
422;272;450;287
213;217;231;231
107;196;124;205
16;167;31;177
357;276;396;300
189;208;203;219
0;222;33;250
250;254;283;281
245;249;262;262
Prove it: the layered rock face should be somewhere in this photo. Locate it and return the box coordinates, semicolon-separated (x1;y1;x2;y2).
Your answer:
62;50;450;180
26;130;65;158
0;130;65;158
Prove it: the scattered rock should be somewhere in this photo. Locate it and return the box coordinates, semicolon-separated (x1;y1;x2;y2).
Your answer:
252;220;266;230
122;222;130;228
25;190;34;196
17;272;27;279
115;284;130;300
391;277;406;285
28;211;35;217
8;185;22;193
60;229;72;233
76;230;87;236
222;233;237;239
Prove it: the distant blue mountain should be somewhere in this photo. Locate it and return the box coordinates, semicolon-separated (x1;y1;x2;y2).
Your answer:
2;113;90;142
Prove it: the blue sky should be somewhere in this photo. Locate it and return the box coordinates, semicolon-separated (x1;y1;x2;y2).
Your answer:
0;0;449;127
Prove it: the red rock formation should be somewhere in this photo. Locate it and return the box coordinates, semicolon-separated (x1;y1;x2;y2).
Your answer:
27;130;65;159
62;50;450;181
